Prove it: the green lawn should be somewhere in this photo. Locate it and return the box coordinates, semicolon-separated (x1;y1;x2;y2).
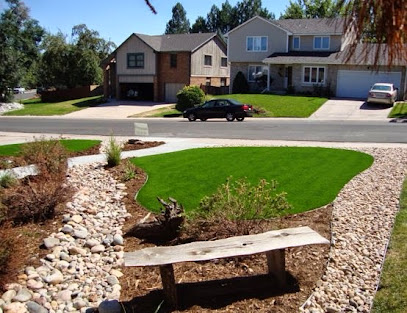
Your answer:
372;177;407;313
389;102;407;118
3;96;105;116
209;94;327;117
0;139;101;156
131;147;373;215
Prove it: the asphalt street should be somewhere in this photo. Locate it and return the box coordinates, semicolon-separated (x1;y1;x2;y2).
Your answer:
0;117;405;143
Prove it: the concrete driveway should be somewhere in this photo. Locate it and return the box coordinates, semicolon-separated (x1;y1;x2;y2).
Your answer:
309;99;393;120
63;99;173;119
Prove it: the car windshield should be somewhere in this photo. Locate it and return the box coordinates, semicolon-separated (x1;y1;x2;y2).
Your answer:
372;85;391;91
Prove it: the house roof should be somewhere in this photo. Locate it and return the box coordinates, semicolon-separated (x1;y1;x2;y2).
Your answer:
135;32;220;52
227;15;292;36
263;44;406;66
273;18;345;35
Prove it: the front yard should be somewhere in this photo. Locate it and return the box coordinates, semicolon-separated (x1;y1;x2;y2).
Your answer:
132;94;327;118
3;96;105;116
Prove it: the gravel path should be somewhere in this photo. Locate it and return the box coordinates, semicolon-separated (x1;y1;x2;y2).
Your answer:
301;147;407;313
0;146;406;313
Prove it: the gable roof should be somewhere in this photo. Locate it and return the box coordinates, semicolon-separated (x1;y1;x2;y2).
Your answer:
136;32;221;52
273;18;345;35
227;16;344;37
227;15;292;36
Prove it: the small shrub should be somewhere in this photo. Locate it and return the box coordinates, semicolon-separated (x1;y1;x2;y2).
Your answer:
122;160;137;181
3;177;71;224
106;136;122;167
232;71;249;94
0;173;18;189
175;85;205;112
20;137;68;177
196;176;291;221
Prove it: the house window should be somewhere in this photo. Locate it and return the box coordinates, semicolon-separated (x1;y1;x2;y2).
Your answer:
313;36;330;50
293;36;300;50
248;65;268;82
206;77;211;86
170;54;177;68
127;53;144;68
221;77;227;87
303;66;325;84
221;57;227;67
247;36;268;52
204;55;212;66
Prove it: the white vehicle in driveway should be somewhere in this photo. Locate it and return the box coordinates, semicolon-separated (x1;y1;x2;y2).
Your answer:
367;83;398;106
13;87;25;94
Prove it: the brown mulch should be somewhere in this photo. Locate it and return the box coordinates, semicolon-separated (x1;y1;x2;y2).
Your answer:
108;163;332;313
0;140;163;292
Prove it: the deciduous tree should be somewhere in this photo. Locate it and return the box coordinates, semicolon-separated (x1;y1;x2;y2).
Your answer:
0;0;43;102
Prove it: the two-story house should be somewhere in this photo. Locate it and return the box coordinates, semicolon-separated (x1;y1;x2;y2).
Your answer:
102;32;229;102
228;16;406;99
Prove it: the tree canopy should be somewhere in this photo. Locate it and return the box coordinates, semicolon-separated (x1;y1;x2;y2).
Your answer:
0;0;44;102
280;0;341;19
38;24;116;89
191;0;274;34
165;2;190;34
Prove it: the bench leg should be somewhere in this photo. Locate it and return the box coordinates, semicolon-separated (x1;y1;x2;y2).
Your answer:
266;249;286;288
159;264;178;309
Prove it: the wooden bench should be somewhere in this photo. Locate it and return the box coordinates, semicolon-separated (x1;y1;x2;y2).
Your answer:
124;226;329;308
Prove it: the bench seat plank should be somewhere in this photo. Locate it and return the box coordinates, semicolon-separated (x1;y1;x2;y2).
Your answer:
124;226;329;267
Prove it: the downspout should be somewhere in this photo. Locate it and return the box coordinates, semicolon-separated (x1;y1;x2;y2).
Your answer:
267;63;271;91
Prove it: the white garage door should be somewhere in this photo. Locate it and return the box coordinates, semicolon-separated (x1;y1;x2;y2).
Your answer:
165;83;185;103
336;70;402;99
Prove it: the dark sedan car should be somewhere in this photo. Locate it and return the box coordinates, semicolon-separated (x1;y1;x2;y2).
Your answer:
183;99;253;122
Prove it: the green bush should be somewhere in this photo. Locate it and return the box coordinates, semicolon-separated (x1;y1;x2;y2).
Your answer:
0;173;17;189
175;85;205;112
232;71;249;94
106;136;122;167
196;176;291;220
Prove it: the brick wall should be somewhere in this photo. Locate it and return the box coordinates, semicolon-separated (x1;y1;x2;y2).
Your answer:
156;52;190;101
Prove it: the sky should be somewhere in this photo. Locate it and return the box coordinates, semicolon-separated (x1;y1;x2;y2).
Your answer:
0;0;290;46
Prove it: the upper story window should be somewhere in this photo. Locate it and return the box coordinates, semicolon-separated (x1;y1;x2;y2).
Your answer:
204;55;212;66
221;57;227;67
313;36;330;50
127;53;144;68
170;54;177;68
293;36;300;50
247;36;268;52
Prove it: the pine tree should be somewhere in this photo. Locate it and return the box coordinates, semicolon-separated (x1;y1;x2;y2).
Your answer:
165;3;190;34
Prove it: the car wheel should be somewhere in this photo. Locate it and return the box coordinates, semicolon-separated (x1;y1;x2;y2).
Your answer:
200;118;207;121
187;113;197;121
226;113;235;121
236;117;245;122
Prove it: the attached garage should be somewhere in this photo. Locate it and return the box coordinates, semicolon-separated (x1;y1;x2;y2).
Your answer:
336;70;402;99
165;83;185;103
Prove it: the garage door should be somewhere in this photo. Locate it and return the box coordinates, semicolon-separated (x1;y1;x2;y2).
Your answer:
165;83;185;103
336;70;402;99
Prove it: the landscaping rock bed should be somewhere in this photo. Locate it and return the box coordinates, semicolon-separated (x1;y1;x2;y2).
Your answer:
0;145;406;313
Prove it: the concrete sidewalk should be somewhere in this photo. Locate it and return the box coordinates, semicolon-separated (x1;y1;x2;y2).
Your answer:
63;99;174;119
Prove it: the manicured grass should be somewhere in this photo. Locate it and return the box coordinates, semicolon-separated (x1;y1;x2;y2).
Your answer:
372;177;407;313
131;105;181;118
209;94;327;117
388;102;407;118
0;139;101;156
3;96;105;116
131;147;373;215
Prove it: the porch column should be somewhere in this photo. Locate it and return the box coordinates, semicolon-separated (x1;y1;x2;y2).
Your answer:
267;63;271;91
